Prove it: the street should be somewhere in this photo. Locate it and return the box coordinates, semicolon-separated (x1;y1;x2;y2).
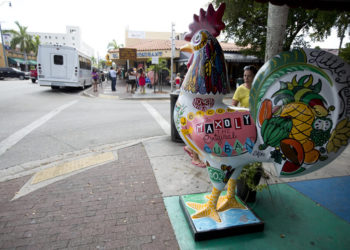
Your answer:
0;79;171;171
0;79;350;249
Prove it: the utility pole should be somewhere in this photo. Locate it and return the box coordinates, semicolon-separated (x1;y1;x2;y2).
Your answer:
170;23;175;92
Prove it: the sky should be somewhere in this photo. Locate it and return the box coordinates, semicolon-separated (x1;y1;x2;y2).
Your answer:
0;0;210;58
1;0;349;58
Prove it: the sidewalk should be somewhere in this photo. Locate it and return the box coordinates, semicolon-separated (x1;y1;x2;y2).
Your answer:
83;79;173;100
1;79;350;249
82;78;235;101
0;143;179;249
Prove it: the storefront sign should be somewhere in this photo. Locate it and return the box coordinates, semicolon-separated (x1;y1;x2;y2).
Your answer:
111;53;119;59
137;51;163;58
152;57;159;64
2;34;11;50
119;48;137;60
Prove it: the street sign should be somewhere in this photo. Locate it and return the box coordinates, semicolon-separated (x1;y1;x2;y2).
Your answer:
119;48;137;60
152;57;159;64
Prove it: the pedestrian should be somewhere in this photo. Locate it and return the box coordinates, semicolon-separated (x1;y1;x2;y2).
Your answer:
232;65;257;107
175;73;181;89
91;68;99;92
127;68;136;94
109;67;117;92
138;68;146;94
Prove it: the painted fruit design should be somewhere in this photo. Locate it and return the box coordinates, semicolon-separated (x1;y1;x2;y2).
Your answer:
259;74;335;175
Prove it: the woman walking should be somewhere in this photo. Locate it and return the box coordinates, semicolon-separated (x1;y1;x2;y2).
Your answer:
91;68;99;92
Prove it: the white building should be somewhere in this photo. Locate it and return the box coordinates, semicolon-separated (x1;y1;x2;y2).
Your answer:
28;26;94;57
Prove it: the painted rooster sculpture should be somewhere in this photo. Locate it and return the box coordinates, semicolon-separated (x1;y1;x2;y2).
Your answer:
174;3;350;224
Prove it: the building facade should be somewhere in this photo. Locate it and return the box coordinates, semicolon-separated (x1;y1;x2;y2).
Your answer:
108;29;263;89
0;25;94;70
28;26;94;57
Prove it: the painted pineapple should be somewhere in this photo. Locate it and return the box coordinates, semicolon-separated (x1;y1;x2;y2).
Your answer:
259;74;336;173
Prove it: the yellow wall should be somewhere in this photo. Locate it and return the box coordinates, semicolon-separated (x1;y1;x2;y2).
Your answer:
0;44;5;67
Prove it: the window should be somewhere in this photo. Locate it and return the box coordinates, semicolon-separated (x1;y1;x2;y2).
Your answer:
54;55;64;65
79;55;91;70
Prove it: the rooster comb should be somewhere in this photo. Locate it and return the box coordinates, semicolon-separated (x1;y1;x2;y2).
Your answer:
184;3;226;42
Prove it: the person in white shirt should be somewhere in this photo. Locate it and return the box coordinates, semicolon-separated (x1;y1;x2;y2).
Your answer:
109;67;117;91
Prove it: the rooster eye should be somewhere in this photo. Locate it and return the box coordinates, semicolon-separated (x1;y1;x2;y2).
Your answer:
194;33;201;43
192;31;208;50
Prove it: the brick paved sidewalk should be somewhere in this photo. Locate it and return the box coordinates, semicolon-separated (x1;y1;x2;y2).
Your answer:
0;144;179;249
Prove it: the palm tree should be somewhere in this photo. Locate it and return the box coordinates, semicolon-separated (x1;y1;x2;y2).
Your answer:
107;39;124;51
4;21;34;71
147;58;170;92
31;35;40;56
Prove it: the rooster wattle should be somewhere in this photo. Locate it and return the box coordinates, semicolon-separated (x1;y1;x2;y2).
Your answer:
174;3;350;224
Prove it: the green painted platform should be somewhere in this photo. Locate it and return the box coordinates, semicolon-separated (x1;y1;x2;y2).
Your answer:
164;183;350;250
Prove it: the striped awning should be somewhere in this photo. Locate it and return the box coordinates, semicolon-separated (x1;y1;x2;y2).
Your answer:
8;57;37;65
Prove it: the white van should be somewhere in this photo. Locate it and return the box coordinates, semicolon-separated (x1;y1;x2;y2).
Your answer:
37;45;92;89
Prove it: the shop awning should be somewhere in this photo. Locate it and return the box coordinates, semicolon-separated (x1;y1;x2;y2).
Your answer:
8;57;37;65
176;52;262;63
8;57;25;65
27;60;37;65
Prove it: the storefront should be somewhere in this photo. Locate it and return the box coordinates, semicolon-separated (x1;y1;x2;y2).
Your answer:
6;50;37;71
107;39;263;86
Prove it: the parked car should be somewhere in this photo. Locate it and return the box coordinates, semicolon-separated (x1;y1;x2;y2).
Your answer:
0;67;29;80
30;69;38;83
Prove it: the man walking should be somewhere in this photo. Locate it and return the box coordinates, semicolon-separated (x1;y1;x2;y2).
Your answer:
109;67;117;92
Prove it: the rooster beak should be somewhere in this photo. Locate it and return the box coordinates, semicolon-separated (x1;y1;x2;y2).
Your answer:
180;43;194;54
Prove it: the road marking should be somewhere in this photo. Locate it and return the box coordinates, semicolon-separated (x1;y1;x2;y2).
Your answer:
31;152;116;184
12;151;118;200
0;100;78;157
99;94;119;99
141;101;170;135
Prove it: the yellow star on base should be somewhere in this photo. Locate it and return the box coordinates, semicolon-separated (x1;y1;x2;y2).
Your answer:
186;187;222;222
217;195;246;212
187;202;221;223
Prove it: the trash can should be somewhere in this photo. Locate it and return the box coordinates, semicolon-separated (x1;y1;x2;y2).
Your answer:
170;92;184;143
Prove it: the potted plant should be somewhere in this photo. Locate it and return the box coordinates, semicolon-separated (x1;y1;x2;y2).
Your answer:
236;162;267;203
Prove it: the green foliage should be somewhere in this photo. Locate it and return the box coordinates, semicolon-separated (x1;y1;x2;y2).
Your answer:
31;35;40;56
147;58;169;74
339;43;350;64
238;162;267;192
213;0;341;59
334;13;350;49
107;39;124;50
4;21;34;54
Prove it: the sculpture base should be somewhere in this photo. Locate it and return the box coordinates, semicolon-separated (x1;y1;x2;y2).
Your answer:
180;192;264;241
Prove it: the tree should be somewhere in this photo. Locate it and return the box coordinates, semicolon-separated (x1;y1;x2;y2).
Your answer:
213;0;339;59
334;13;350;50
339;42;350;64
31;35;40;56
91;56;97;67
107;39;124;50
99;59;106;69
3;21;34;71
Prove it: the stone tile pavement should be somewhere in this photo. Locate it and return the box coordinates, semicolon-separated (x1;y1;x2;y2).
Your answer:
0;144;179;249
